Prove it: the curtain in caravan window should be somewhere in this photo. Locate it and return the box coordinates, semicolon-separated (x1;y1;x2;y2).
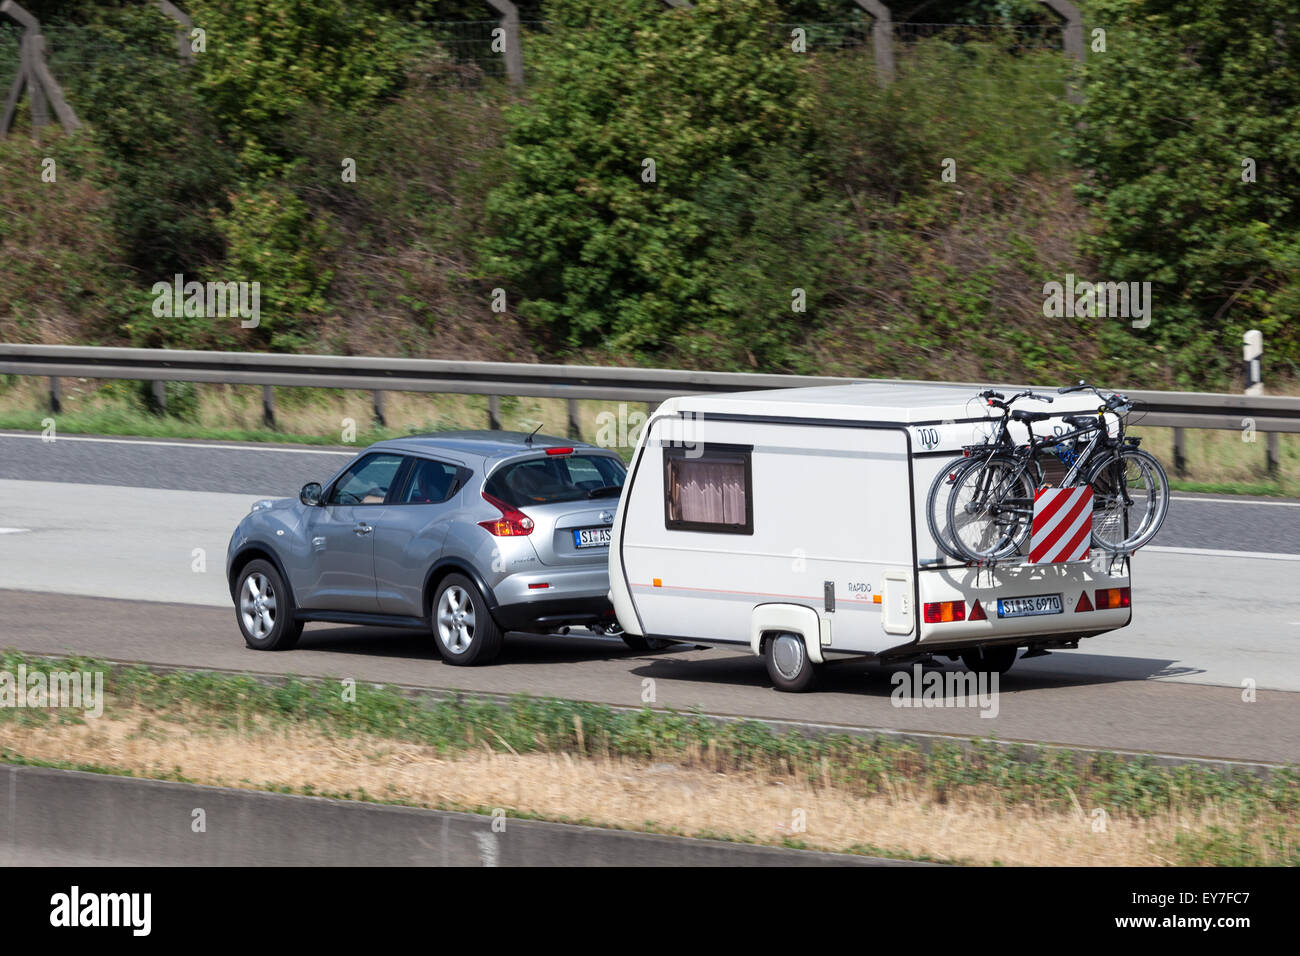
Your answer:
669;458;747;525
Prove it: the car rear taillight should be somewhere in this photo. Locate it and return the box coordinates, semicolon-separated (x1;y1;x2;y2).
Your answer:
478;492;534;536
923;600;966;624
1094;587;1130;610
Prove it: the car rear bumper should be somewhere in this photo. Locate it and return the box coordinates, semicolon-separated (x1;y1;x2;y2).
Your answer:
493;595;615;632
490;565;614;632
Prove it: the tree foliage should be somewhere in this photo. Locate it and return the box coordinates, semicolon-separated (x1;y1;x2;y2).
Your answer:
1073;0;1300;382
481;0;833;367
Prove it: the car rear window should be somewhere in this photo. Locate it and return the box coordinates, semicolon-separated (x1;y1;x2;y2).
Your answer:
486;454;625;506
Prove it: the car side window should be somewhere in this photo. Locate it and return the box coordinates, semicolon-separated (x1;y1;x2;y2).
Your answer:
327;453;404;505
398;458;463;505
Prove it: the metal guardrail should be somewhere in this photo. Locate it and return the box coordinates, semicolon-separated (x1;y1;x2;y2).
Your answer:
0;344;1296;470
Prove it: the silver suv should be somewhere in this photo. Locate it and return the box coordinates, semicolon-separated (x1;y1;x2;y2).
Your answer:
225;431;641;665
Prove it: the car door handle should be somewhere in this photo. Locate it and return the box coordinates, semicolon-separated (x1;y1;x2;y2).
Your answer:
354;523;373;536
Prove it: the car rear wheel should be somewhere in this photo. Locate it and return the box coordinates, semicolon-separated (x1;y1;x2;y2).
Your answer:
235;559;302;651
764;631;818;692
433;574;503;666
961;644;1018;675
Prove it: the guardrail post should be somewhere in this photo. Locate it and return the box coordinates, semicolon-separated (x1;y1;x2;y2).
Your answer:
261;385;275;429
566;398;580;440
47;375;60;413
150;380;167;415
1172;427;1187;477
1266;432;1279;478
487;395;501;430
372;390;386;428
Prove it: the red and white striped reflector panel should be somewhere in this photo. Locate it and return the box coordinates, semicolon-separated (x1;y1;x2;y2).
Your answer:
1028;487;1092;564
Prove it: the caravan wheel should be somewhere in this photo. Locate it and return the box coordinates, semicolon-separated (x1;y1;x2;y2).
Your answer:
961;645;1018;675
764;632;818;693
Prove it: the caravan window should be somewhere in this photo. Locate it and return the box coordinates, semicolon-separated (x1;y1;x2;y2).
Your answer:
663;444;753;534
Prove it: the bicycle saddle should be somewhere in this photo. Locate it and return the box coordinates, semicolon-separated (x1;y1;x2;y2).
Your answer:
1011;410;1052;423
1062;414;1097;428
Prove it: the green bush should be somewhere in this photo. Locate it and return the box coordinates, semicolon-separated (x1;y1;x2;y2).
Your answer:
1072;0;1300;386
482;0;829;366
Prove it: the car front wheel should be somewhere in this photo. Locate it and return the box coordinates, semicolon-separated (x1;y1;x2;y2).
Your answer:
433;574;503;666
235;559;302;651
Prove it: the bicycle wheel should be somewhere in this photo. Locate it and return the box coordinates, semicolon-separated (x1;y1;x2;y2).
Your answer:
1085;447;1170;552
926;456;977;561
946;454;1037;561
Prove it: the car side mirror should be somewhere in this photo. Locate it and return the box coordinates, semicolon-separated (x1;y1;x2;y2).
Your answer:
300;482;323;507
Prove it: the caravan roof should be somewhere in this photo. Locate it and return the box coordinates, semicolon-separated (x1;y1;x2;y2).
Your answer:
663;381;1097;426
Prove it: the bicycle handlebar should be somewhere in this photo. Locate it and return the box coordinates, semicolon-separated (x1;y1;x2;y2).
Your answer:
980;389;1054;409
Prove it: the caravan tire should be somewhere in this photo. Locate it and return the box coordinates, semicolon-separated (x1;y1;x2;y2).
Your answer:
961;645;1018;675
764;632;818;693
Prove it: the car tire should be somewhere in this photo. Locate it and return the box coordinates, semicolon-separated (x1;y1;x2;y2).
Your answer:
235;559;302;651
764;631;818;693
621;634;675;652
961;644;1018;675
433;574;503;666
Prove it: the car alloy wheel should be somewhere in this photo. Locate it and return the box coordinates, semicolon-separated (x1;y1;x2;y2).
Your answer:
437;584;477;654
240;572;277;640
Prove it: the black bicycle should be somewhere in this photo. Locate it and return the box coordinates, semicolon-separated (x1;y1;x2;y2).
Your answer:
925;388;1054;560
939;382;1170;562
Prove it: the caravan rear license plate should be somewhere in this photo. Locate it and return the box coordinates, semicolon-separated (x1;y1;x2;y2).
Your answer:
573;527;611;549
997;594;1063;618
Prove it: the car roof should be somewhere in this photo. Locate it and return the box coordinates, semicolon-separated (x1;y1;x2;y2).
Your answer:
367;430;611;461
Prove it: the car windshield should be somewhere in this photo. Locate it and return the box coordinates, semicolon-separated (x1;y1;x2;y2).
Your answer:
486;454;625;506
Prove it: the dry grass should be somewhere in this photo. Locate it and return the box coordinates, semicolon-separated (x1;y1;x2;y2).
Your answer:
1129;425;1300;496
0;376;646;455
0;705;1273;866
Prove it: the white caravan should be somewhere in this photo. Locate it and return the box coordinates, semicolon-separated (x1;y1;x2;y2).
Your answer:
608;382;1133;691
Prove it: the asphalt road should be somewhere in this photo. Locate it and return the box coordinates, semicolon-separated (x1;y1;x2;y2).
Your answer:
1;431;1298;763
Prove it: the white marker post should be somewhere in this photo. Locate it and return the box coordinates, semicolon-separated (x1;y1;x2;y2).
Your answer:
1243;330;1277;476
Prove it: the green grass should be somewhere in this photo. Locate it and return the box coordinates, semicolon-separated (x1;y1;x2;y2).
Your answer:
0;405;411;447
3;652;1296;839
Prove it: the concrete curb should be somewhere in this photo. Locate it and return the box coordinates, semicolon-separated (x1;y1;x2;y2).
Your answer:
0;765;911;867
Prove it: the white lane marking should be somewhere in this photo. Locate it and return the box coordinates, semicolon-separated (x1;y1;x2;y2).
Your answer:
1172;496;1300;508
0;432;351;456
1145;545;1300;561
0;528;29;534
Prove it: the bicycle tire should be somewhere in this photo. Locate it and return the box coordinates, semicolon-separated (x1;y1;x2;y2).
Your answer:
1085;446;1170;552
946;454;1037;562
926;456;977;561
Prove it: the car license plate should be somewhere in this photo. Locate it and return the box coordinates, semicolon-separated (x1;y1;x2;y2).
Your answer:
997;594;1063;618
573;527;611;549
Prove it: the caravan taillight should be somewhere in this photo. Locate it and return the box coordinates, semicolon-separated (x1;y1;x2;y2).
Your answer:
923;601;966;624
1094;587;1130;610
477;492;535;536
